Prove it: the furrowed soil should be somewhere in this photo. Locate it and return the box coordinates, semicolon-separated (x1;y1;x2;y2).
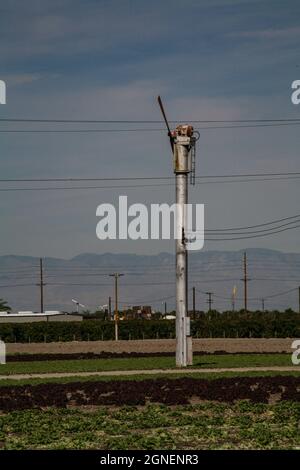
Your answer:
6;338;295;355
1;376;300;411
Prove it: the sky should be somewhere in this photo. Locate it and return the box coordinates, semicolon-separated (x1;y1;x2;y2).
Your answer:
0;0;300;258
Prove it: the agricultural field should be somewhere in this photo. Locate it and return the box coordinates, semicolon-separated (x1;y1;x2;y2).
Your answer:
1;401;300;450
0;353;293;376
5;338;296;355
0;348;300;450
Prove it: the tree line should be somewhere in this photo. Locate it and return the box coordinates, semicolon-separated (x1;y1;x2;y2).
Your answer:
0;310;299;342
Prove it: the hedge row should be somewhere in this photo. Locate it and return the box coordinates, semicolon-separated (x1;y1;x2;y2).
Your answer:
0;312;299;342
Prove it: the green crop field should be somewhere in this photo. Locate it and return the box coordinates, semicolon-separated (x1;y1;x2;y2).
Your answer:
0;370;300;388
1;401;300;450
0;353;293;376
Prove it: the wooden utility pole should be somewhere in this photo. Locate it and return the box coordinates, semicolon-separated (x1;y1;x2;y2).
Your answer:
37;258;46;313
192;286;196;319
164;302;167;315
109;273;124;341
108;296;112;319
206;292;214;312
242;252;248;313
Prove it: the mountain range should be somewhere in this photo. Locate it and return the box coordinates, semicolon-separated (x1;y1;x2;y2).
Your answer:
0;248;299;312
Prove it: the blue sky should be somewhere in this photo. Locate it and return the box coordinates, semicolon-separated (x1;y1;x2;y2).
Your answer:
0;0;300;257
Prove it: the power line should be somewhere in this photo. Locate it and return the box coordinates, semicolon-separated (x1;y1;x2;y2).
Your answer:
1;117;300;123
205;220;300;236
119;293;175;305
195;286;299;302
1;171;300;183
47;281;175;287
264;287;299;299
0;183;174;192
204;224;300;240
205;213;300;232
2;122;300;132
0;283;35;288
251;277;300;282
1;176;300;192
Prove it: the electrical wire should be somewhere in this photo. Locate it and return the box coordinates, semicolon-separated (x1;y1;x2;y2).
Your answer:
1;176;300;192
1;171;300;183
205;213;300;232
0;283;35;288
263;287;299;299
2;122;300;132
47;281;175;287
204;220;300;236
204;224;300;240
1;118;300;123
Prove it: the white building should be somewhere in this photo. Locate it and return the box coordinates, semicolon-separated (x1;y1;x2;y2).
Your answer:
0;311;83;323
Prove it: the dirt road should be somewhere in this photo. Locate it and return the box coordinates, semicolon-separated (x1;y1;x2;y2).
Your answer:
0;366;299;381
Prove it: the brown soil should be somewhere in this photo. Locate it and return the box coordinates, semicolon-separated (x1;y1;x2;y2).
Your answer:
6;350;291;362
6;338;295;355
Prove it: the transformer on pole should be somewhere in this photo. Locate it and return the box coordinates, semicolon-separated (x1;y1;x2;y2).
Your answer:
157;97;198;367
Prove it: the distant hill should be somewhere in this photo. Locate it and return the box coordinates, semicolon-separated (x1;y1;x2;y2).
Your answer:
0;248;299;312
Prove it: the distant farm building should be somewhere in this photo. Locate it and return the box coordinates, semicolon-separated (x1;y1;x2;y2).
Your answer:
0;311;83;323
123;305;152;320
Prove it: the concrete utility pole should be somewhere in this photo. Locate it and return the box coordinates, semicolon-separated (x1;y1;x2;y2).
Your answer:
158;96;197;368
109;273;124;341
206;292;214;312
37;258;46;313
242;252;249;313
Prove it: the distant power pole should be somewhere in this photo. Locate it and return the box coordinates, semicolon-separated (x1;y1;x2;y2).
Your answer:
109;273;124;341
192;287;196;319
37;258;46;313
206;292;214;312
231;285;237;312
298;287;300;314
242;252;249;313
108;296;112;319
164;302;167;315
261;298;265;312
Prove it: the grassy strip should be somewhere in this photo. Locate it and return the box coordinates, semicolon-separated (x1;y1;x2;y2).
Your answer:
1;401;300;449
1;370;300;387
0;354;293;376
